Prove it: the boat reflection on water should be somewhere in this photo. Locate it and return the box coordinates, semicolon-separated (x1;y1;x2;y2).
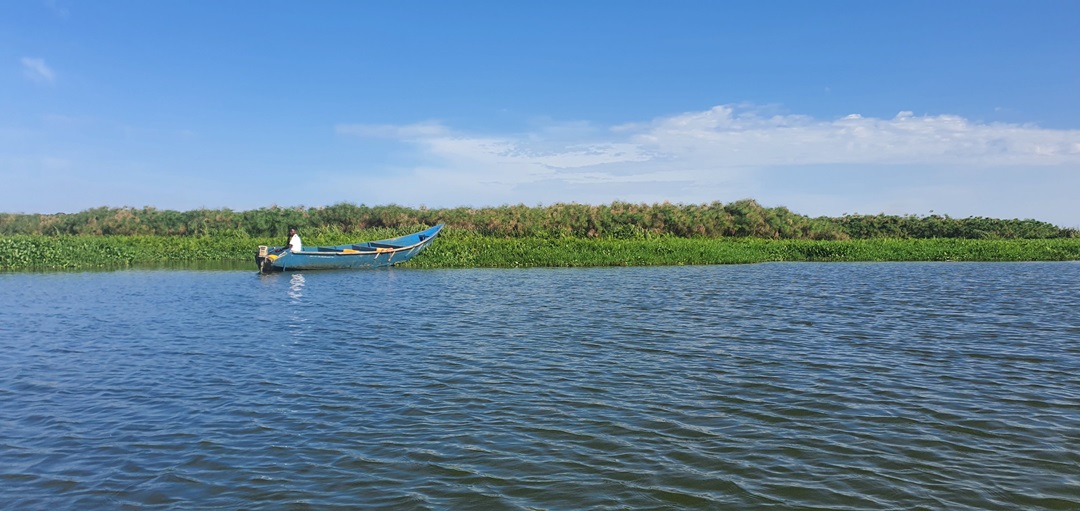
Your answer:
288;273;305;302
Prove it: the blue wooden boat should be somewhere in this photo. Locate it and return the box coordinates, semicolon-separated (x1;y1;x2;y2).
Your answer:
255;224;443;273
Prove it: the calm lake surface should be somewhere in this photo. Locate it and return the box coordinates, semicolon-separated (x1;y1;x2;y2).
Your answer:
2;263;1078;510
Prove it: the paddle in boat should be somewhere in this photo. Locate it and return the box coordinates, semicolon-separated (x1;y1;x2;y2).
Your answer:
255;224;443;273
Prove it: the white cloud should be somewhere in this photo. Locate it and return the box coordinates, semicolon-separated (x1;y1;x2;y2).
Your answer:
337;104;1080;185
330;105;1080;223
21;57;55;84
628;106;1079;167
344;105;1080;170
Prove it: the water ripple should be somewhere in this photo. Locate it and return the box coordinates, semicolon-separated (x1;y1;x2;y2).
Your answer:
1;263;1079;509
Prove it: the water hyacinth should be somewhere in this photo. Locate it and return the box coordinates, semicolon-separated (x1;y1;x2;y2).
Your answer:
3;232;1079;271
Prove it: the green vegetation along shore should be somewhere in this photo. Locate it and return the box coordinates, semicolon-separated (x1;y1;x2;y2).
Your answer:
4;201;1077;239
4;228;1080;272
2;201;1078;271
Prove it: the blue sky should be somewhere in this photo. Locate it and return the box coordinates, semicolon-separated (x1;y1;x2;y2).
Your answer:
3;1;1079;226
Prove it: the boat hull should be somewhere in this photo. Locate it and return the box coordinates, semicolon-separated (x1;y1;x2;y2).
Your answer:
254;224;443;273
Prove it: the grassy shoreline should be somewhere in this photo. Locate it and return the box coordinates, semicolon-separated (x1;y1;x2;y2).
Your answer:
3;232;1080;271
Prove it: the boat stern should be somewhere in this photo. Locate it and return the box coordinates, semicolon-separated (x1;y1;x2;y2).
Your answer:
255;245;281;273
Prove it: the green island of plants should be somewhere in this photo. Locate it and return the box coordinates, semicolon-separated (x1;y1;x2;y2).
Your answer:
2;201;1077;271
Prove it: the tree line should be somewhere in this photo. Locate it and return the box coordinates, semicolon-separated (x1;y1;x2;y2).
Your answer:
1;201;1075;240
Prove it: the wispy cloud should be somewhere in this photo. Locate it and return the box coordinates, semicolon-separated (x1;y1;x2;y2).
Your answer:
337;104;1080;189
21;57;55;84
44;0;71;19
336;121;449;139
331;105;1080;223
622;106;1080;167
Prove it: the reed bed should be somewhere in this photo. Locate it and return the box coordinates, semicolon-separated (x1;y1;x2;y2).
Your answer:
4;201;1075;239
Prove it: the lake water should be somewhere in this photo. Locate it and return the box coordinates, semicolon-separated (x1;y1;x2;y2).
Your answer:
2;263;1078;510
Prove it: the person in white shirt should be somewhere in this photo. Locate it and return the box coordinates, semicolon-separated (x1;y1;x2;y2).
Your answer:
286;228;302;253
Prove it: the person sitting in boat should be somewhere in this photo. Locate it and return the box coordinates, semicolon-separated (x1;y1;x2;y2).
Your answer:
285;228;302;253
